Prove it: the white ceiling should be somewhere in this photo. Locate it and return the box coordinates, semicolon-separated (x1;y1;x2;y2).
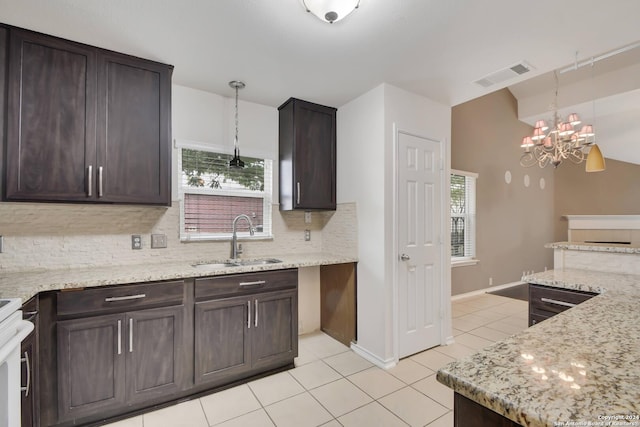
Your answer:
2;0;640;162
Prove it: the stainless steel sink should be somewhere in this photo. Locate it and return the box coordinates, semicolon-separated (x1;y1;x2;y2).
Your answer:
192;258;282;269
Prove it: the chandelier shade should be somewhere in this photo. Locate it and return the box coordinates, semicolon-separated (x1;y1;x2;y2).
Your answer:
302;0;360;24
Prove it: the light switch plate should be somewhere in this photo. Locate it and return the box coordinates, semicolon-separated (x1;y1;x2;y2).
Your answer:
304;211;312;224
131;235;142;250
304;229;311;241
151;234;167;249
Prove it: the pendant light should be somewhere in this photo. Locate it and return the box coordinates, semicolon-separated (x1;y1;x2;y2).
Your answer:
302;0;360;24
229;80;245;169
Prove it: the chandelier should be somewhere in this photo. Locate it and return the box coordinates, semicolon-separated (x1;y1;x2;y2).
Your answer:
519;72;605;172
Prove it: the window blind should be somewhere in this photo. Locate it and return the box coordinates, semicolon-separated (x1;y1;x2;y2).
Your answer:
179;147;273;241
451;171;477;259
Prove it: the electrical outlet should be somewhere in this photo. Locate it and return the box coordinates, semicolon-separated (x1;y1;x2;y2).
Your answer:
151;234;167;249
304;229;311;241
131;235;142;250
489;277;493;286
304;211;312;224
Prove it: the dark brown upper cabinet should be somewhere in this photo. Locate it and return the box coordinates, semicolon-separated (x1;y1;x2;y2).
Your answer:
4;27;172;205
279;98;336;211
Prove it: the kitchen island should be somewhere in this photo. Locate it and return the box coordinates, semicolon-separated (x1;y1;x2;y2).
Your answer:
437;268;640;427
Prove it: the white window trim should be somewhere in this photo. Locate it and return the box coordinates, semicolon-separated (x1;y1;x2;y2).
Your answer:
451;169;478;264
176;140;274;242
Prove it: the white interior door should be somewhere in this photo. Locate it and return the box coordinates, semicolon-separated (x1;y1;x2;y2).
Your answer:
397;131;442;358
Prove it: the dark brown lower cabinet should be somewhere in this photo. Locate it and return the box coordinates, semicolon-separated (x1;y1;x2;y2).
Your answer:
195;288;297;386
528;283;596;326
455;393;522;427
56;305;185;422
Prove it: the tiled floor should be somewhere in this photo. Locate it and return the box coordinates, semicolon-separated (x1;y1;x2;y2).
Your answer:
105;293;528;427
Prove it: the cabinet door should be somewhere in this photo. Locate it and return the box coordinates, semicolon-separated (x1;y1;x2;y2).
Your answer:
293;101;336;210
57;314;126;422
251;289;298;370
21;331;37;427
125;306;185;403
96;51;172;205
6;29;97;201
194;296;251;385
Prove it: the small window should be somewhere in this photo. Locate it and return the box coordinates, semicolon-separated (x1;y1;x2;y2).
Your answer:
451;170;477;262
178;145;273;241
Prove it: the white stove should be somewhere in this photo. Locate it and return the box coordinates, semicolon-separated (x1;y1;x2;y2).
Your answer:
0;298;34;427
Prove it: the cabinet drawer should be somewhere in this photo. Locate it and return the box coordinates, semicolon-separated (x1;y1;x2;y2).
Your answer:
529;311;553;327
57;280;185;317
195;269;297;300
529;284;596;315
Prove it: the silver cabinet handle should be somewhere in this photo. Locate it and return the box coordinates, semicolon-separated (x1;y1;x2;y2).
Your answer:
239;280;266;287
105;294;146;302
247;301;251;329
400;253;411;261
21;351;31;397
117;320;122;355
254;299;258;327
129;318;133;353
87;165;93;197
98;166;104;197
540;297;577;308
297;182;301;205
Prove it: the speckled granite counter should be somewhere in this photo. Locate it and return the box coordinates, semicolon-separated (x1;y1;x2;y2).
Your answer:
547;241;640;254
437;268;640;427
0;253;357;301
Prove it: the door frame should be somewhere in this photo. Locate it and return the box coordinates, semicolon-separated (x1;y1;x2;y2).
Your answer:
391;124;452;362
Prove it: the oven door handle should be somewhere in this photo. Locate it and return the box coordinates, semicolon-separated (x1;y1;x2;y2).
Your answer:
0;321;34;366
21;351;31;397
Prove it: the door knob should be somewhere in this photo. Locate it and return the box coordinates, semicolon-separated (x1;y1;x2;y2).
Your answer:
400;254;410;261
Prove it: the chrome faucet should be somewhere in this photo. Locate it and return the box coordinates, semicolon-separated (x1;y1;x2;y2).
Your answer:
231;214;255;260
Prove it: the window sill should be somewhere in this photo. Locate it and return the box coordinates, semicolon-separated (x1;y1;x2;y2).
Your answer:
180;234;274;243
451;258;479;268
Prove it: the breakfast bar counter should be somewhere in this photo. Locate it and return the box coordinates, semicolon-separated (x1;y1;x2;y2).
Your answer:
437;268;640;427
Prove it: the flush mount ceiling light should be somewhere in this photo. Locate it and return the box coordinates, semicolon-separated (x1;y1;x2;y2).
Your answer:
229;80;245;169
302;0;360;24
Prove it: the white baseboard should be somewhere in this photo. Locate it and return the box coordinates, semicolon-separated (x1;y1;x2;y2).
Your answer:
350;343;397;370
451;280;525;301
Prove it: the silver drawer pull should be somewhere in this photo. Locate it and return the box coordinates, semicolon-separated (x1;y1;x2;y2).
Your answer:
247;301;251;329
117;320;122;355
98;166;104;197
129;318;133;353
105;294;146;302
540;297;577;308
239;280;266;287
254;299;258;327
87;165;93;197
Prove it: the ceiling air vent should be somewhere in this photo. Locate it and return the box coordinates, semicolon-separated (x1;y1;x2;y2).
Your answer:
474;61;534;88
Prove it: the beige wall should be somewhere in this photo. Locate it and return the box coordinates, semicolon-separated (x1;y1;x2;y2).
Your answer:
553;158;640;241
451;89;555;295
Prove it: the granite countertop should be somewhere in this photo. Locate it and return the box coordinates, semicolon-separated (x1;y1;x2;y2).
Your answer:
546;241;640;254
437;268;640;427
0;253;357;302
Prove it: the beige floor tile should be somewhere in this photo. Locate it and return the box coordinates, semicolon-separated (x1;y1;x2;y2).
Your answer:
388;358;434;384
378;386;449;427
452;328;465;337
320;421;343;427
248;371;305;406
426;410;454;427
412;374;454;409
471;308;511;322
214;409;275;427
485;319;527;335
451;305;472;318
310;378;373;417
460;296;507;310
497;301;528;315
432;342;476;359
338;401;407;427
347;366;405;399
200;384;261;425
323;350;373;376
410;349;456;371
264;392;333;427
301;331;350;359
453;333;494;350
452;313;489;332
289;360;342;390
466;326;511;342
505;314;529;328
143;399;208;427
295;346;320;367
102;415;143;427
